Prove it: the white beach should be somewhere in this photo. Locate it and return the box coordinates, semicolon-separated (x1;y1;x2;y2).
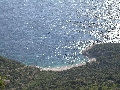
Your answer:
40;43;96;71
40;58;96;71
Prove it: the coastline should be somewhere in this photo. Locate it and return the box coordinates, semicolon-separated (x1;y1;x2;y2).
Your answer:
40;43;96;71
40;58;96;71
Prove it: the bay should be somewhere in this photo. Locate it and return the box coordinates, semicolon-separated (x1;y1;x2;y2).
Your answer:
0;0;119;68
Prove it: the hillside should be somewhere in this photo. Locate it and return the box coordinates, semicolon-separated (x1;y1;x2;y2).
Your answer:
0;43;120;90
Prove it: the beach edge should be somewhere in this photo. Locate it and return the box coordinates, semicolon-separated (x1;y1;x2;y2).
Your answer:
40;43;97;71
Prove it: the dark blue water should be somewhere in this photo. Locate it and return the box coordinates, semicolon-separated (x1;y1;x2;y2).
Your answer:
0;0;119;68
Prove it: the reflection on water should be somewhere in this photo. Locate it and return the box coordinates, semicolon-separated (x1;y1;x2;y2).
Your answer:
0;0;120;67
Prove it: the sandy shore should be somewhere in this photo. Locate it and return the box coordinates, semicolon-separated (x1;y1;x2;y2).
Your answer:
40;44;96;71
40;58;96;71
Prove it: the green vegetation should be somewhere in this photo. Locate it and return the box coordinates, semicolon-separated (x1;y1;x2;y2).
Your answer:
0;43;120;90
0;75;5;90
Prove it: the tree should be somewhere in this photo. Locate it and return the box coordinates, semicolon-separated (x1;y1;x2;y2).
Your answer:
0;75;6;90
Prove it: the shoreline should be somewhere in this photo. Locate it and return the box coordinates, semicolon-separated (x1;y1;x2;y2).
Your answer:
40;43;96;71
40;58;96;71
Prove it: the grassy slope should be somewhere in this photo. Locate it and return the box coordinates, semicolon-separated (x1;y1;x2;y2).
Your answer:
0;43;120;90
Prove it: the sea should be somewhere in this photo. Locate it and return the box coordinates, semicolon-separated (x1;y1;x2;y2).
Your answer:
0;0;119;68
